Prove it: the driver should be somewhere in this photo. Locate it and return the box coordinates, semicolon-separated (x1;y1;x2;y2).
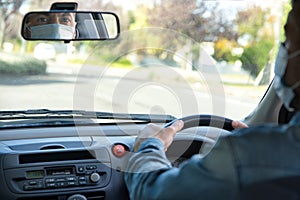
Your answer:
125;0;300;199
24;12;77;39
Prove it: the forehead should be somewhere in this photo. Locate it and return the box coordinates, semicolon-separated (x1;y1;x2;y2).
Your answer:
28;13;75;20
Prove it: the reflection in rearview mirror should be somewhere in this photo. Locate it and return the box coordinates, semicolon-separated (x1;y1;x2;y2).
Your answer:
21;11;120;41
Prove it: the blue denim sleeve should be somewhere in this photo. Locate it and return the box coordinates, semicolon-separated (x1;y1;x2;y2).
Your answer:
125;137;239;200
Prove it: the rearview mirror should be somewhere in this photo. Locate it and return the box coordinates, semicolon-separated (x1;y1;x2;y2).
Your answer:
21;11;120;41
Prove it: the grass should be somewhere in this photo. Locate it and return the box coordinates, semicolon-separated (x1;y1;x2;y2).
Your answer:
110;57;134;68
68;55;134;69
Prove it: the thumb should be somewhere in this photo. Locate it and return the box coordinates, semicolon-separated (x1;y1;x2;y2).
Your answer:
166;120;184;133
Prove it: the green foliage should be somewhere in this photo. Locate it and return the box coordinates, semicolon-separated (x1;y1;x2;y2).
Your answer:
236;5;275;78
0;53;47;75
129;5;150;30
240;35;274;77
111;57;133;68
128;11;136;28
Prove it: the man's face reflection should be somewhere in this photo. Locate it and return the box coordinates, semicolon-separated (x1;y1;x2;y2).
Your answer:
27;13;76;27
25;13;76;39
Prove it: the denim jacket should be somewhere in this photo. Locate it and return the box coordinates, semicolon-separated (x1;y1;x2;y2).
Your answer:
125;112;300;200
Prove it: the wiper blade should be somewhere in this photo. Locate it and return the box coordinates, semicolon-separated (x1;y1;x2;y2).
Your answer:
0;119;84;129
93;112;176;122
0;109;79;119
0;109;176;122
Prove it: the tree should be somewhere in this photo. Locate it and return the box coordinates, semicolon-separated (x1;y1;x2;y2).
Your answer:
149;0;236;43
0;0;26;49
144;0;237;68
240;35;274;77
236;6;265;42
213;38;238;63
236;6;275;78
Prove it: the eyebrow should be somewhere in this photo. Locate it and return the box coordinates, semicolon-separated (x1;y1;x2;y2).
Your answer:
34;13;73;18
59;13;73;17
36;13;51;17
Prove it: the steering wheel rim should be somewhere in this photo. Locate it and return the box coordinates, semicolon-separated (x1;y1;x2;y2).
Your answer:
164;114;234;132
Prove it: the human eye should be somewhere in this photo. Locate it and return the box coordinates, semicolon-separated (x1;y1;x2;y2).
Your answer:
60;16;72;25
37;16;49;24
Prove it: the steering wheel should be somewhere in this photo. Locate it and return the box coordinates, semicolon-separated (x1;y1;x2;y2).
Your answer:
165;115;234;166
164;114;234;132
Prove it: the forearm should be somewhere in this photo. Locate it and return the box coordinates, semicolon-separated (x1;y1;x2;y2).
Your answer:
125;138;172;200
125;137;239;200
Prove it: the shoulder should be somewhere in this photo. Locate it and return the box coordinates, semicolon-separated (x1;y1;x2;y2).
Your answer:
211;124;290;157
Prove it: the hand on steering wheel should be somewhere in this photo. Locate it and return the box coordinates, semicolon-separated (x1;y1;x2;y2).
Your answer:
134;115;247;152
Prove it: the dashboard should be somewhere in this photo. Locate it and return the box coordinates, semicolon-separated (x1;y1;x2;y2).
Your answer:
0;123;218;200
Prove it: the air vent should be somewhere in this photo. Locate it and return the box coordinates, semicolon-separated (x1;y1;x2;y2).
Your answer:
40;144;66;150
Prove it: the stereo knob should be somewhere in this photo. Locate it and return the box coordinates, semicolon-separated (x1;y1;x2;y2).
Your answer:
90;172;101;183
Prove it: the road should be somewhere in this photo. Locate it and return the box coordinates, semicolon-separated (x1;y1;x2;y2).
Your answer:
0;61;259;119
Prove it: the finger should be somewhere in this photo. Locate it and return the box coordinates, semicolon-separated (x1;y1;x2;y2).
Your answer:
232;120;248;129
166;120;184;133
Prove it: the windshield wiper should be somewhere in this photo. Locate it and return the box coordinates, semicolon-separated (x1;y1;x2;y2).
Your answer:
0;109;176;122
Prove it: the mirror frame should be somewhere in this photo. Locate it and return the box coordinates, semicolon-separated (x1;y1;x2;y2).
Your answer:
21;11;120;42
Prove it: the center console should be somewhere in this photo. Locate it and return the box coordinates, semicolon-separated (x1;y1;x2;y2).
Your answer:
2;148;116;200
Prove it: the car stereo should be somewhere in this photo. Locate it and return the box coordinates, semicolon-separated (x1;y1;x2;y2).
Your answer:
3;149;111;194
20;163;110;192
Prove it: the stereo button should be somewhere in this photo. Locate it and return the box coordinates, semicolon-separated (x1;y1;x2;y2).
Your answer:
28;181;37;185
79;176;86;181
45;178;55;183
67;181;77;186
45;183;56;188
56;178;66;182
86;165;97;170
57;182;67;187
67;177;76;181
78;166;85;173
24;181;44;191
79;181;87;185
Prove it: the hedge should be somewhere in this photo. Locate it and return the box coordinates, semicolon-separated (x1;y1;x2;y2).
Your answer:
0;53;47;75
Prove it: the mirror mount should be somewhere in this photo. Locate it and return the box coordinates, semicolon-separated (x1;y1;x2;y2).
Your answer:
50;2;78;43
50;2;78;11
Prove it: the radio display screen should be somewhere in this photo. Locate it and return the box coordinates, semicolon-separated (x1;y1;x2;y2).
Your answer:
26;170;45;179
46;167;75;176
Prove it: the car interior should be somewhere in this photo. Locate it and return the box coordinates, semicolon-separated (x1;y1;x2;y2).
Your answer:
0;1;296;200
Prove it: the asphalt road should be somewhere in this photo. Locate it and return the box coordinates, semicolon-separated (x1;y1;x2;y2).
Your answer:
0;61;258;119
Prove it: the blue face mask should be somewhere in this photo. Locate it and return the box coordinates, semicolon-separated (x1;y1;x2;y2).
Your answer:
29;24;75;40
274;43;300;112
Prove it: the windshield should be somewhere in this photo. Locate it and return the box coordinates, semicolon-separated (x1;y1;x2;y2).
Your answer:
0;0;289;119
